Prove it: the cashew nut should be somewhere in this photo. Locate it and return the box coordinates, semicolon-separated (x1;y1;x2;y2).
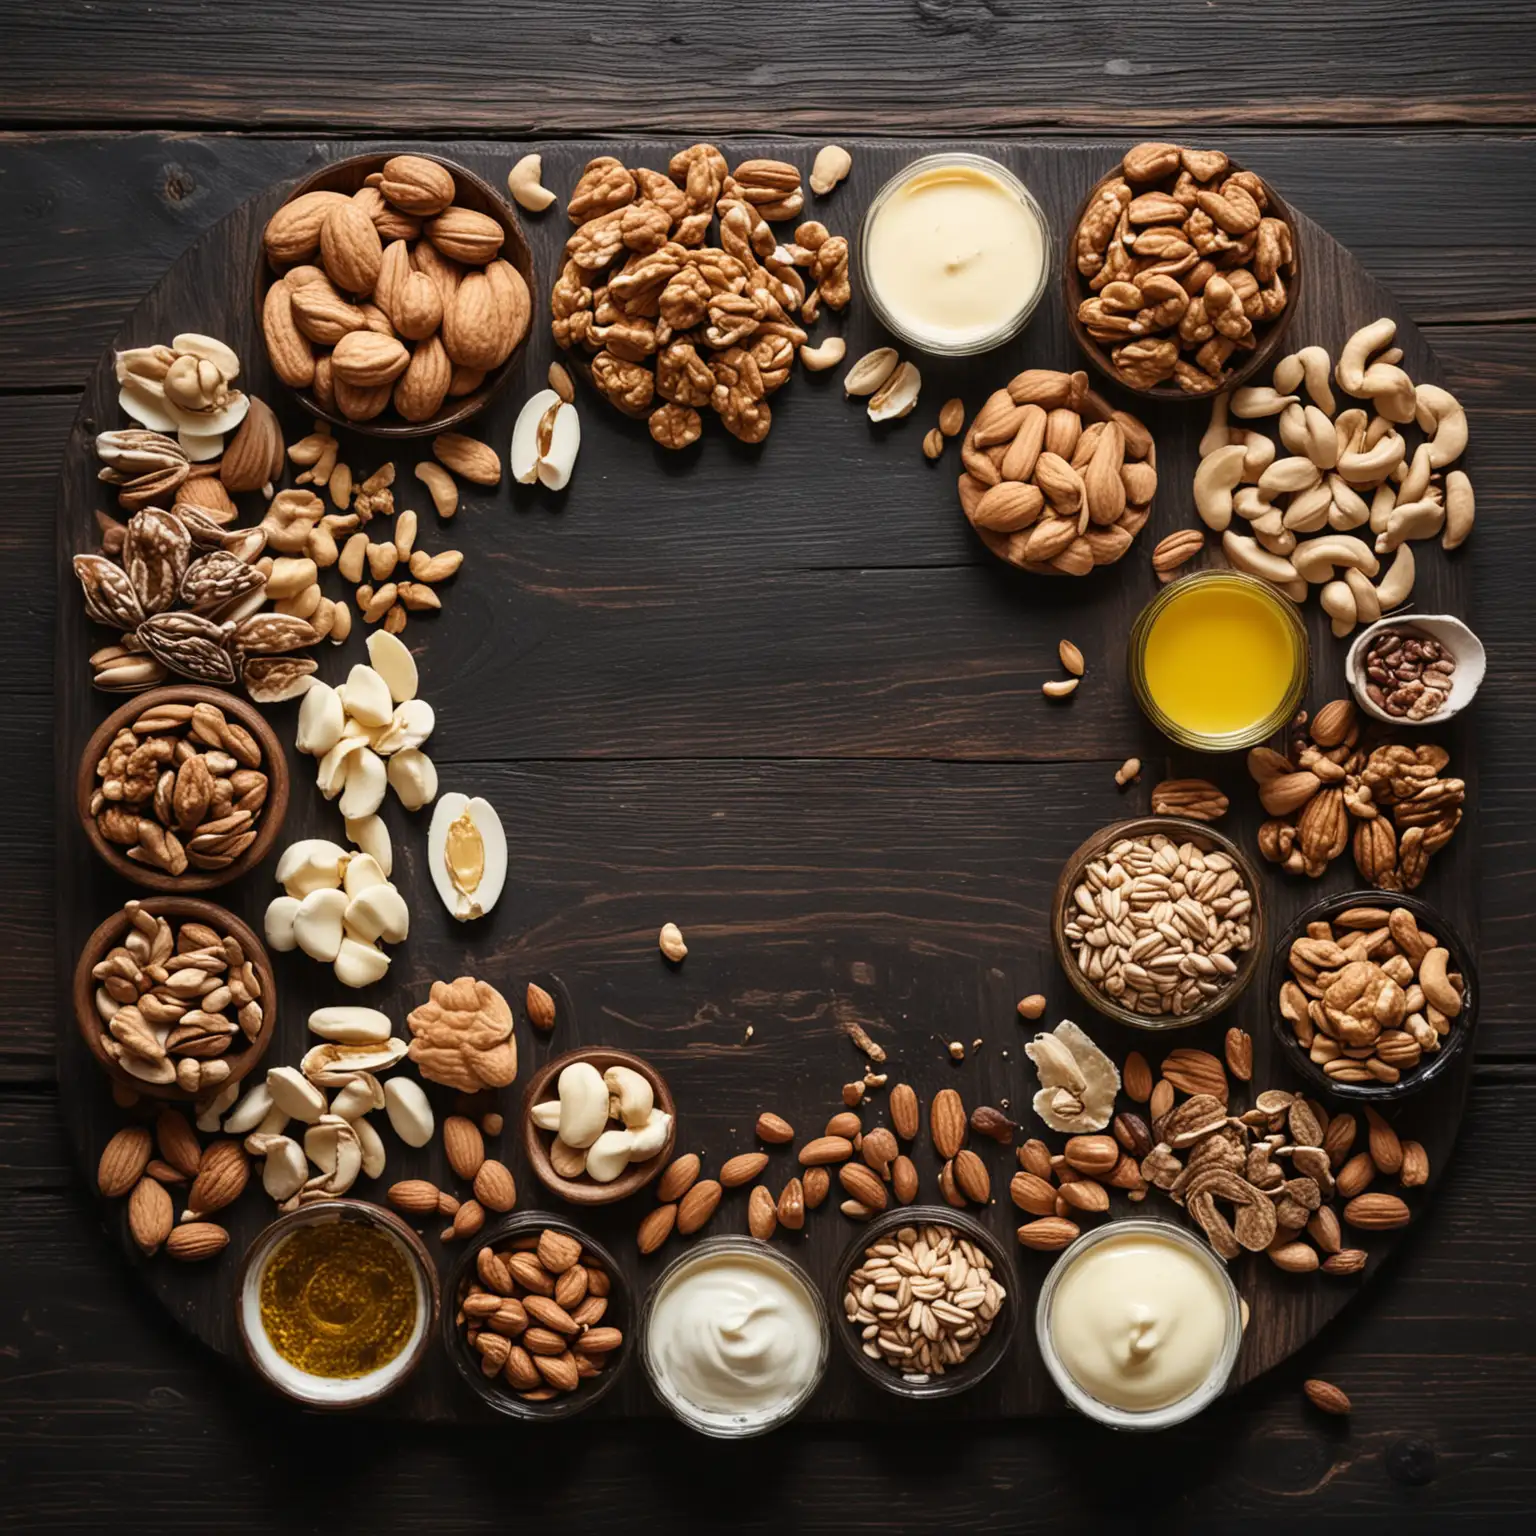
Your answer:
809;144;853;196
1258;455;1322;498
585;1127;637;1183
1282;482;1332;533
1412;383;1469;468
1273;345;1336;415
1194;443;1247;531
1291;534;1379;584
1199;392;1231;458
1222;530;1302;592
1233;486;1275;522
556;1060;609;1149
627;1109;672;1161
1335;317;1397;396
1397;441;1433;504
507;153;556;213
1253;516;1296;556
1418;947;1463;1017
1344;565;1381;624
1359;361;1417;424
1369;482;1398;534
1375;497;1445;553
1375;543;1415;610
1337;429;1404;486
1319;578;1358;638
1443;469;1475;550
603;1065;654;1129
1230;385;1299;419
1327;475;1370;531
1234;430;1276;482
800;336;846;372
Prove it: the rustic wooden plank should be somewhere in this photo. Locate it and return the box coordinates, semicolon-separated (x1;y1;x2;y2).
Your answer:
1;2;1533;131
2;132;1535;391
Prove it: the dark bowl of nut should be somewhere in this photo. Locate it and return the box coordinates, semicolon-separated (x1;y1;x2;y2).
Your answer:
73;895;278;1100
77;685;289;892
442;1212;631;1420
254;151;535;438
1063;141;1302;401
1269;890;1476;1103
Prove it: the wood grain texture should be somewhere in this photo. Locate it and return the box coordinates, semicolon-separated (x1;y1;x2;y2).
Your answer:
1;2;1534;130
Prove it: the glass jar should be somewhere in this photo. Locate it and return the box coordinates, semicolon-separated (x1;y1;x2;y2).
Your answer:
1128;570;1309;752
1036;1218;1243;1431
858;153;1052;356
640;1236;828;1437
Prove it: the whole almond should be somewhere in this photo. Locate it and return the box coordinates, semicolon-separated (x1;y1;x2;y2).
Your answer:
523;1294;579;1335
677;1178;722;1235
721;1152;769;1189
508;1252;555;1295
1304;1378;1352;1415
553;1265;587;1311
573;1325;623;1355
1149;1079;1175;1122
952;1148;991;1204
889;1083;919;1140
388;1178;443;1214
937;1159;966;1208
756;1112;794;1144
98;1126;152;1198
165;1221;229;1261
1016;994;1048;1020
536;1228;582;1273
533;1352;580;1392
656;1154;701;1203
433;431;502;486
1344;1192;1410;1230
1365;1107;1404;1175
1399;1140;1430;1188
1322;1248;1368;1275
186;1140;249;1218
824;1111;862;1140
1160;1048;1228;1102
145;1159;186;1185
748;1186;778;1239
444;1115;486;1180
1017;1216;1080;1251
1307;1206;1343;1255
155;1109;202;1179
503;1344;540;1389
802;1167;830;1209
778;1176;807;1230
1010;1170;1058;1216
839;1162;888;1212
1269;1240;1320;1273
1058;1178;1110;1214
1336;1151;1376;1200
891;1155;918;1204
474;1159;517;1213
637;1203;677;1254
798;1136;854;1166
128;1175;174;1254
1224;1027;1254;1082
930;1088;967;1160
450;1198;486;1241
1325;1111;1358;1167
1063;1135;1118;1176
477;1248;514;1296
862;1127;898;1173
1019;1138;1054;1180
525;982;556;1030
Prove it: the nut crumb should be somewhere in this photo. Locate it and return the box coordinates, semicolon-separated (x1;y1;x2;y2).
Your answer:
846;1021;886;1063
1016;994;1047;1020
947;1040;965;1060
1115;757;1142;786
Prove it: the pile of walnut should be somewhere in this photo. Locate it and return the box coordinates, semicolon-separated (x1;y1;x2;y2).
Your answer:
1195;321;1472;635
1073;141;1295;394
957;368;1157;575
551;145;851;447
1250;698;1463;890
1282;903;1465;1086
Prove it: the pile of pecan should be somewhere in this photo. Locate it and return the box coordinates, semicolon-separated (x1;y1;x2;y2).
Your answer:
1072;141;1295;394
551;145;850;447
1249;698;1463;890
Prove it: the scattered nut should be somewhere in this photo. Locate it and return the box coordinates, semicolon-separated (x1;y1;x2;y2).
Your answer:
659;922;687;963
809;144;853;196
507;153;557;213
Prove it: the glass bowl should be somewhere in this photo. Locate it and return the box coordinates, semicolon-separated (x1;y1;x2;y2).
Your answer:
831;1205;1017;1400
1035;1216;1243;1430
640;1236;828;1437
441;1211;631;1421
857;153;1052;356
1269;889;1477;1103
1052;816;1266;1031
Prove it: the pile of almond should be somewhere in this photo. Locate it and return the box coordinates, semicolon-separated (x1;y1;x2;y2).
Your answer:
262;155;531;425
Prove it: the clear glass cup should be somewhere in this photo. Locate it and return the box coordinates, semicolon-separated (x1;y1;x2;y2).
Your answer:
1036;1217;1243;1430
1127;570;1310;752
639;1236;828;1437
857;153;1052;356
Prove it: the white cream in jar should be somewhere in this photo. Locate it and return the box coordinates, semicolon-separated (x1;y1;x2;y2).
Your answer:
1048;1229;1232;1413
645;1246;824;1431
861;155;1049;353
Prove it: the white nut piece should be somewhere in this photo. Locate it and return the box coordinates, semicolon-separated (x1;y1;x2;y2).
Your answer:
223;1081;274;1136
1375;497;1445;553
300;1038;407;1085
556;1060;609;1150
1291;534;1380;584
1335;317;1397;396
1257;455;1322;498
1413;383;1469;468
341;853;387;898
344;814;393;878
507;152;556;213
799;336;846;372
584;1127;636;1183
843;347;899;397
304;1116;362;1195
243;1104;291;1155
1443;470;1475;551
1221;530;1305;599
262;1136;308;1202
295;681;345;756
340;664;394;729
354;1114;387;1179
366;629;418;703
603;1065;654;1129
384;1076;434;1148
333;935;391;989
344;881;410;946
308;1005;392;1044
510;388;581;490
1273;346;1335;415
809;144;852;196
1229;386;1298;419
627;1108;672;1161
293;886;348;963
263;894;301;952
1319;578;1358;638
1327;476;1371;532
373;698;435;756
331;1072;385;1120
267;1065;327;1124
315;731;371;799
1375;543;1416;610
659;921;687;962
339;747;388;820
1344;566;1382;625
1198;392;1231;458
1336;430;1404;486
867;360;921;423
275;838;348;898
427;792;507;922
529;1100;562;1132
1281;482;1332;534
195;1080;239;1133
1193;443;1247;532
1232;430;1275;483
387;748;438;810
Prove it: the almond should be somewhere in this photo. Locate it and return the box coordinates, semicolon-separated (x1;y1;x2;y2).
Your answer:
678;1178;722;1235
802;1167;829;1209
387;1178;443;1214
1399;1140;1430;1188
146;1159;185;1185
331;329;409;388
1149;1079;1175;1122
451;1198;486;1240
777;1176;806;1230
477;1248;515;1296
1304;1378;1352;1415
321;201;384;296
523;1294;579;1335
534;1352;580;1393
390;269;445;341
952;1148;991;1204
824;1111;862;1140
98;1126;152;1198
755;1112;794;1144
1057;1178;1109;1213
444;1115;486;1180
1018;1138;1053;1180
1010;1171;1058;1216
798;1136;854;1166
1160;1047;1229;1102
393;335;452;424
128;1175;174;1254
1063;1134;1118;1176
484;259;532;363
888;1082;919;1140
861;1127;898;1174
290;280;369;345
220;395;285;495
525;982;557;1030
891;1155;918;1204
474;1158;517;1213
433;431;502;486
155;1109;201;1179
930;1088;966;1160
264;190;353;265
522;1326;566;1357
1344;1192;1410;1230
1268;1240;1320;1273
380;155;456;216
553;1265;587;1311
1336;1151;1376;1199
637;1203;677;1254
508;1252;555;1294
536;1228;582;1273
502;1343;540;1389
185;1140;249;1219
165;1221;230;1261
1322;1248;1368;1275
571;1294;608;1328
1224;1026;1254;1082
1307;1207;1343;1255
426;205;506;265
656;1154;700;1204
1365;1107;1404;1175
441;271;508;372
721;1152;769;1188
1017;1216;1080;1251
937;1159;966;1208
748;1185;778;1239
1325;1111;1358;1167
839;1161;888;1211
574;1325;624;1355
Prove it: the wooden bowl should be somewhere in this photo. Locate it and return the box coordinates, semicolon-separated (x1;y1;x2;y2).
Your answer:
521;1047;676;1206
77;685;289;893
1063;151;1302;403
73;895;278;1101
253;151;535;437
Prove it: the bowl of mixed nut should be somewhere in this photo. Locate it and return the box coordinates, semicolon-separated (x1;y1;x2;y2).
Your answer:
1053;816;1265;1030
77;685;289;891
1270;890;1476;1102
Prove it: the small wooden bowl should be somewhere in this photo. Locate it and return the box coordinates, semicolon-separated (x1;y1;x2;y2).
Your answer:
73;895;278;1101
521;1047;676;1206
1063;151;1303;403
253;151;536;438
77;685;289;893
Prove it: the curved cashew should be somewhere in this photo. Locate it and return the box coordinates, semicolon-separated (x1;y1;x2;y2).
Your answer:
1337;430;1404;486
507;153;556;213
799;335;847;372
1282;482;1332;533
1194;443;1247;531
1375;497;1445;553
1234;430;1275;482
1344;565;1381;623
1327;475;1370;530
1335;317;1396;396
1397;441;1433;504
1374;543;1415;609
1253;516;1296;556
1230;385;1299;419
1319;578;1358;638
1258;455;1322;498
1233;486;1274;521
1199;392;1231;458
1291;534;1379;584
1443;469;1475;550
1274;345;1336;415
1369;482;1397;533
1412;383;1469;468
1359;362;1417;424
1333;407;1367;460
1418;947;1462;1017
1222;529;1301;589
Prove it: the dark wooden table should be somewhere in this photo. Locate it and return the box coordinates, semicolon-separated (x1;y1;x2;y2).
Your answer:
3;3;1535;1529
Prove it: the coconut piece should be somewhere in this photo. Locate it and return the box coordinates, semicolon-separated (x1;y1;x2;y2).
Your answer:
344;814;393;877
366;629;418;703
264;895;301;952
344;881;410;945
384;1076;434;1147
1026;1018;1121;1132
339;664;393;729
296;682;345;756
275;839;348;898
333;936;391;989
426;792;507;921
293;887;348;962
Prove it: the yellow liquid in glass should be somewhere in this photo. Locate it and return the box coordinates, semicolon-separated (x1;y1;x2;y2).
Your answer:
1143;581;1296;739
